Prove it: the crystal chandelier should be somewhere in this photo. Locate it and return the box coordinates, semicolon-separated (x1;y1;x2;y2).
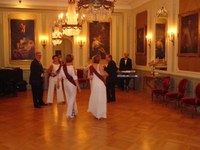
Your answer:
53;0;83;38
77;0;116;22
52;27;63;46
156;6;168;18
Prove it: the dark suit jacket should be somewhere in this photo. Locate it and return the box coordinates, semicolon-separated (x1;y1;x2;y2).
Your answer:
119;58;132;71
29;59;44;85
104;60;118;83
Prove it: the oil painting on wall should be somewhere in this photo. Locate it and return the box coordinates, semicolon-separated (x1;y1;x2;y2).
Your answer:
136;26;146;55
89;22;110;59
155;24;166;59
179;11;199;56
10;19;35;60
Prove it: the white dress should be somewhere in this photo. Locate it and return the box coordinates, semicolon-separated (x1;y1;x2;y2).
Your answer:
88;64;107;119
47;63;64;104
58;65;78;117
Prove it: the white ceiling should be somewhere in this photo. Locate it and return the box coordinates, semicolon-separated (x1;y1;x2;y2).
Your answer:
0;0;151;10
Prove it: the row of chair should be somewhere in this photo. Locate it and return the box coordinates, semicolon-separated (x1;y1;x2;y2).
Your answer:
152;77;200;116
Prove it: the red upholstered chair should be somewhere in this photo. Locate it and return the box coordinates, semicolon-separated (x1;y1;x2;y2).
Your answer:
152;76;170;102
181;83;200;116
165;79;188;107
77;69;88;88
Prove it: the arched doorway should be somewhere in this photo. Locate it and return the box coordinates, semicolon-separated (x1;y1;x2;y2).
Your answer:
53;37;73;61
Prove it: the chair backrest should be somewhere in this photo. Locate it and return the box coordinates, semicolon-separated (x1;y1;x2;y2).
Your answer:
195;83;200;98
162;76;170;91
178;79;188;94
77;69;84;78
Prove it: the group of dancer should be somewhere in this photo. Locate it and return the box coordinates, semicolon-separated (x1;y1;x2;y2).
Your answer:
29;52;120;119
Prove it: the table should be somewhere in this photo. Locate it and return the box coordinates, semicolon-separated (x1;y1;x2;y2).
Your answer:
117;70;138;90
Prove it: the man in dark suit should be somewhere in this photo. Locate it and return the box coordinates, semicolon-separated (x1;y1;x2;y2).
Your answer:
104;54;118;102
119;52;132;90
29;52;46;108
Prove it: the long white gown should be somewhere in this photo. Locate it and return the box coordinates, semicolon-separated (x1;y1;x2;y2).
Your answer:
88;64;107;119
58;65;78;117
47;63;64;104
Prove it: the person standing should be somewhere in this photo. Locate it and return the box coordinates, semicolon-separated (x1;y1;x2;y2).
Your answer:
119;52;132;90
46;55;64;105
57;54;81;119
29;52;46;108
119;52;132;71
104;54;118;102
88;55;108;119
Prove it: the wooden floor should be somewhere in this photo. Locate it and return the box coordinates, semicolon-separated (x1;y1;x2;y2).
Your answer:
1;89;200;150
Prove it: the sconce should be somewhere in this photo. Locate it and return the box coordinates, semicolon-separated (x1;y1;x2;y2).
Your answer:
77;37;86;48
146;34;152;47
40;36;48;48
168;29;175;45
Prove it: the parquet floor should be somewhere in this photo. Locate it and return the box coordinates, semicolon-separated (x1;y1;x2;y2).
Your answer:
1;89;200;150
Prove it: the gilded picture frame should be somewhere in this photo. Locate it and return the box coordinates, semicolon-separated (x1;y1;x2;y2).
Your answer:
10;19;35;60
136;26;147;55
89;22;111;59
178;10;200;57
155;23;166;59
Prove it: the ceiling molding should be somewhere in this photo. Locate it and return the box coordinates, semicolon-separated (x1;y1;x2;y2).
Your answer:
0;0;152;11
130;0;152;9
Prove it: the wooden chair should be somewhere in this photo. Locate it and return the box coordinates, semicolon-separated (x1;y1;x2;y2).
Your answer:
77;69;88;88
181;83;200;117
152;76;170;102
165;79;188;107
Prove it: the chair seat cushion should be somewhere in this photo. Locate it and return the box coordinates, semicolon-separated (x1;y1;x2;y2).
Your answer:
182;98;196;105
182;98;200;105
166;92;184;100
152;89;168;94
78;78;88;83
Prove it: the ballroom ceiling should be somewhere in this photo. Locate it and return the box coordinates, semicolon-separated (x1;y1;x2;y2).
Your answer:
0;0;151;10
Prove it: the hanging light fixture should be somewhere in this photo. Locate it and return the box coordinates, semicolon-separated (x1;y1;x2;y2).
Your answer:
156;6;168;18
52;27;63;46
77;0;116;22
53;0;83;38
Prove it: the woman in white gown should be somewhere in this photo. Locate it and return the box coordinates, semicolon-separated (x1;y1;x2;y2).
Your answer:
57;54;81;118
47;55;64;104
88;55;108;119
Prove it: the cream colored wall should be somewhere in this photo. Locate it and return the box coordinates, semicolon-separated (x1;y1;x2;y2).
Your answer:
131;0;200;79
75;10;132;68
0;9;56;69
131;0;176;70
0;8;131;86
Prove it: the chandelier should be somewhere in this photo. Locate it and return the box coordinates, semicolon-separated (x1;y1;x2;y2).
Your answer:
77;0;116;22
156;6;168;18
52;27;63;46
53;0;83;38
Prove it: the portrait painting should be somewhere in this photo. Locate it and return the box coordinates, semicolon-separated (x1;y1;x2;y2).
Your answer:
179;11;199;56
55;50;62;56
155;24;166;59
10;19;35;60
89;22;110;59
136;27;146;55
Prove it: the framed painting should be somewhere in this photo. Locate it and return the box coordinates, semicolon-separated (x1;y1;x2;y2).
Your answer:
10;19;35;60
155;23;166;59
136;26;146;55
178;10;200;56
55;50;62;56
89;22;110;59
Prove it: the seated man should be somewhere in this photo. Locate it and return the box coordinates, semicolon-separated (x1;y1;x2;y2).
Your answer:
119;52;132;90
